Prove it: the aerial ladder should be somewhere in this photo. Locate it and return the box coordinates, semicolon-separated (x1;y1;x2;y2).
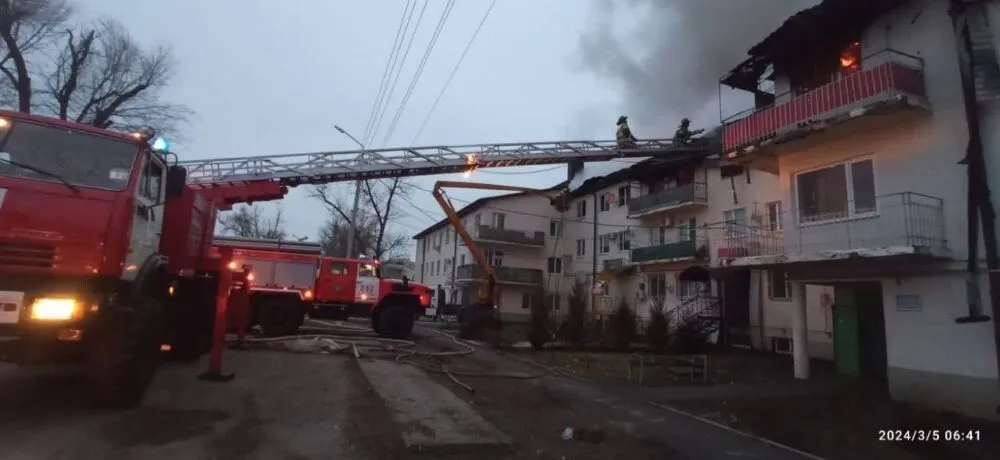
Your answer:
430;181;570;336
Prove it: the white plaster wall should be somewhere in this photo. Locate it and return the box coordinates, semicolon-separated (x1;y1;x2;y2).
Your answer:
882;272;998;380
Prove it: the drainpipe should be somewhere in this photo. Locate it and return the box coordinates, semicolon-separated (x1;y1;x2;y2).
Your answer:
592;192;599;317
949;2;1000;413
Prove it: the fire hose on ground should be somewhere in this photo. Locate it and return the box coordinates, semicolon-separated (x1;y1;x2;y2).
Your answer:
223;320;549;391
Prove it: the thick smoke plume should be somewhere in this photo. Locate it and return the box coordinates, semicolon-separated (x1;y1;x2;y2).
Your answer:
578;0;819;135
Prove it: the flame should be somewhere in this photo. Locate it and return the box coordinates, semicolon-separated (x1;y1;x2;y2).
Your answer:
461;153;479;178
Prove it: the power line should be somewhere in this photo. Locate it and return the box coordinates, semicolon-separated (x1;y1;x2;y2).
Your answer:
379;0;456;147
410;0;497;144
362;0;415;146
366;0;429;146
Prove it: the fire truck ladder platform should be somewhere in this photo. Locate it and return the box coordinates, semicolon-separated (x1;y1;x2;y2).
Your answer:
180;138;716;186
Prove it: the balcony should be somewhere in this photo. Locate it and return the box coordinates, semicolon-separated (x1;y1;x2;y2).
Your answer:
628;182;708;219
715;192;948;267
631;236;709;265
455;264;544;285
471;225;545;247
722;49;929;162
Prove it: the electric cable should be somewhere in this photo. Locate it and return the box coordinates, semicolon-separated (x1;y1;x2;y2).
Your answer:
367;0;430;146
362;0;415;145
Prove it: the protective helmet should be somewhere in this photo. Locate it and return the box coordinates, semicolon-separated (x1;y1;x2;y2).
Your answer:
681;117;690;125
617;116;628;124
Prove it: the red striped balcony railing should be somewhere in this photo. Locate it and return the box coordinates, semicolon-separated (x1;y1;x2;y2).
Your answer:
722;49;927;152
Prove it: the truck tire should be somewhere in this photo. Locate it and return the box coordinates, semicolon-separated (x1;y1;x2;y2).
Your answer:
258;297;304;336
377;305;414;339
167;296;213;362
86;297;164;409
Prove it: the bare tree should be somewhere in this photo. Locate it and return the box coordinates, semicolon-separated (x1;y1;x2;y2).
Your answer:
0;0;71;111
39;18;190;133
311;179;410;259
217;204;286;240
0;3;190;133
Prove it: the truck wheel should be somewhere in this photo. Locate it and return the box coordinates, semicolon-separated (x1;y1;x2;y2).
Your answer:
378;305;414;339
258;298;304;336
86;297;163;409
167;297;213;362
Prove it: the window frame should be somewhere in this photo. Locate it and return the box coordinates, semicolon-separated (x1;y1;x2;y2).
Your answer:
521;292;532;310
794;157;877;226
598;234;610;254
723;208;747;235
547;256;563;274
768;269;792;301
549;220;562;237
765;201;782;231
599;193;611;212
617;185;631;206
576;200;587;218
575;238;586;257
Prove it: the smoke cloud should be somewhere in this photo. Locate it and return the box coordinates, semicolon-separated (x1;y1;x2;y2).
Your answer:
577;0;819;135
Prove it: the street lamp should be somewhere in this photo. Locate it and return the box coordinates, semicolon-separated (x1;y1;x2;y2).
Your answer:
334;125;367;259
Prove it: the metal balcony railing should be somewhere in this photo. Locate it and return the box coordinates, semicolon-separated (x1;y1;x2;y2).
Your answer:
455;264;544;284
473;225;546;246
715;192;947;260
628;182;707;216
722;48;927;151
631;234;709;263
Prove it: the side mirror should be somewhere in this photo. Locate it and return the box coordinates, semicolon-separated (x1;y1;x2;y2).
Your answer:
166;165;187;198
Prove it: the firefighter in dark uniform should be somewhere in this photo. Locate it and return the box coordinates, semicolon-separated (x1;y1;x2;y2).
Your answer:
616;115;637;150
674;118;704;144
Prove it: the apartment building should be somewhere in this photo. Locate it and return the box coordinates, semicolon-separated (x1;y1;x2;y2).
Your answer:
413;183;571;321
716;0;1000;417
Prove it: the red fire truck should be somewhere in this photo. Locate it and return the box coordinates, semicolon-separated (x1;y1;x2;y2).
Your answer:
0;110;428;408
211;236;431;336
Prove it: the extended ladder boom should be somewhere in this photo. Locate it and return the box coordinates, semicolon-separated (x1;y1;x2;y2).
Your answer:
180;138;714;186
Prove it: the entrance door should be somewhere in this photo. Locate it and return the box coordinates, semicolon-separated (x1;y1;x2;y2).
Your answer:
833;286;861;376
721;269;752;347
856;283;888;382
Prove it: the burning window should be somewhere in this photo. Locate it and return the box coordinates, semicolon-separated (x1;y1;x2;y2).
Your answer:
840;41;862;73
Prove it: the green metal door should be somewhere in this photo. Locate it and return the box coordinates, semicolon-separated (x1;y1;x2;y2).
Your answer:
833;286;861;376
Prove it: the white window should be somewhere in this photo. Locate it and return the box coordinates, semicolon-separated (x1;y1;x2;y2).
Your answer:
576;200;587;218
677;218;697;241
547;257;563;273
599;234;610;254
617;230;631;251
521;292;532;309
765;201;782;231
599;193;611;212
549;220;562;237
460;254;466;265
576;238;586;257
769;269;791;300
140;156;164;202
724;208;747;235
484;249;504;266
491;212;506;229
617;185;631;206
795;158;876;224
648;273;667;298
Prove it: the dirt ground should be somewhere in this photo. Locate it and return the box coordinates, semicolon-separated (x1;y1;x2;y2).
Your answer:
496;345;1000;460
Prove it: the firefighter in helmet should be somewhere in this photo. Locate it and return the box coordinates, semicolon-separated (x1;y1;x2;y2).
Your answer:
674;117;704;145
616;115;637;150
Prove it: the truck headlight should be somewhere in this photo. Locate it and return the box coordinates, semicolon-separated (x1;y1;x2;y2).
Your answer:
30;297;80;321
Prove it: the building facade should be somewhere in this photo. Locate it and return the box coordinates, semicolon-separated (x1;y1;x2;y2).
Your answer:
717;0;1000;418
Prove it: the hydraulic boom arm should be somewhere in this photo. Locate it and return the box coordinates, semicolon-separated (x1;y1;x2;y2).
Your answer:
431;181;567;307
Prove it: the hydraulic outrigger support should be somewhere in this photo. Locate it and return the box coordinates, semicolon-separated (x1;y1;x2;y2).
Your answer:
431;180;568;338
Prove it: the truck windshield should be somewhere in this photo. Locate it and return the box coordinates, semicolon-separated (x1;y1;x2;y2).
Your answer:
0;119;138;190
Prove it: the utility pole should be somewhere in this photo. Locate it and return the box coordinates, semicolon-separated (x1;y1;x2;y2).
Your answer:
335;125;366;258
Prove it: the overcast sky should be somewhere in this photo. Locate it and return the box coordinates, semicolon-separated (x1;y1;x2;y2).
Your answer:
74;0;813;258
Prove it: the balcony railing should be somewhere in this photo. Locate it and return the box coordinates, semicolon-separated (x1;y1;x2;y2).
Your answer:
455;264;544;284
632;235;709;264
722;49;927;152
715;192;947;262
628;182;707;217
472;225;546;246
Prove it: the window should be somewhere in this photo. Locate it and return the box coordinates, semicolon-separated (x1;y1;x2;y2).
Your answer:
547;257;563;273
549;220;562;237
617;230;631;251
329;262;348;275
359;263;377;277
765;201;782;231
769;270;791;300
648;273;667;299
547;294;561;311
485;249;504;266
677;218;696;241
617;185;631;206
435;260;440;275
599;234;610;254
140;156;164;202
724;208;747;235
460;254;466;265
576;238;586;257
796;159;875;223
521;292;532;309
491;212;506;229
599;194;611;212
576;199;587;218
474;214;482;227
